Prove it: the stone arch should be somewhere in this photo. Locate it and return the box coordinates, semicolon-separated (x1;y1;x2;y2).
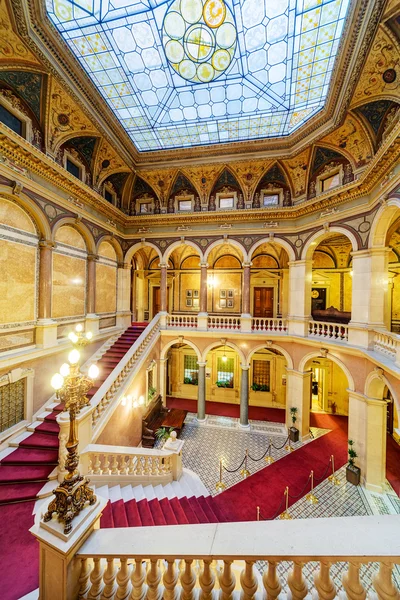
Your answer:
96;235;123;262
162;239;204;263
369;197;400;248
0;186;51;240
364;370;399;407
51;217;95;253
247;343;294;370
201;340;247;365
168;170;200;199
52;131;100;156
97;168;131;189
301;227;359;260
161;338;201;361
298;351;355;391
203;238;248;262
248;237;295;262
124;241;162;264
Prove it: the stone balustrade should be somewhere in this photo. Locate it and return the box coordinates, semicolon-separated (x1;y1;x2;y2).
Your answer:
251;317;288;332
308;320;349;342
167;314;198;328
374;330;400;362
207;315;241;330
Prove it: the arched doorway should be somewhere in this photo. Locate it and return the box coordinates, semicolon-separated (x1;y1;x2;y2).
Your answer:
305;355;349;416
248;241;290;318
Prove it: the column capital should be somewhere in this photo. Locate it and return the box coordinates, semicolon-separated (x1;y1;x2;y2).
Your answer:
242;261;252;268
288;259;313;267
87;253;99;262
39;239;55;249
197;361;207;367
286;368;312;378
159;262;168;269
240;363;250;370
117;261;132;269
350;247;391;258
200;262;209;268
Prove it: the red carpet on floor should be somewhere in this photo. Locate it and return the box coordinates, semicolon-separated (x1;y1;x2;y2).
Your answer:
386;435;400;496
167;397;286;423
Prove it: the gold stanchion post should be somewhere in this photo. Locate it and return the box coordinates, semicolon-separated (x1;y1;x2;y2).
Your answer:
215;458;226;492
305;470;318;504
240;448;250;478
256;506;260;521
265;439;274;464
328;454;340;485
285;436;293;453
279;486;292;520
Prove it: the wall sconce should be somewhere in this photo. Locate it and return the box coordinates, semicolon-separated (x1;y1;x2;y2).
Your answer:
121;396;127;406
222;344;227;362
207;274;215;288
139;396;145;406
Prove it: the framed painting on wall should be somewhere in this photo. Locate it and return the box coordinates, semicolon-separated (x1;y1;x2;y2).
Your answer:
186;289;192;297
220;290;226;298
220;299;227;308
186;298;192;307
193;289;199;298
227;299;234;308
228;289;234;298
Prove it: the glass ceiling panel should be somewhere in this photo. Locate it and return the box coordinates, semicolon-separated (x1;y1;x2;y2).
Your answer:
46;0;351;151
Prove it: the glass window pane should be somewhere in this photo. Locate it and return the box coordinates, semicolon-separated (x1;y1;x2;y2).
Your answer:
184;355;198;383
252;360;270;391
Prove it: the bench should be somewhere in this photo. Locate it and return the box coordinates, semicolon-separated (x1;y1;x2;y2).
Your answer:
312;306;351;324
142;395;168;448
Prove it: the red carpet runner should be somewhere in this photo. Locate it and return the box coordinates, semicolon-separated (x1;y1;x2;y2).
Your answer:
0;323;146;600
167;396;286;423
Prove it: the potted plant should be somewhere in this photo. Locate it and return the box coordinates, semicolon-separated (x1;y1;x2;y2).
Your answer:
155;426;174;442
346;439;360;485
289;407;299;442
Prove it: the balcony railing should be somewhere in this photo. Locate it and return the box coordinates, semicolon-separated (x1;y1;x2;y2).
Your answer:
252;317;288;332
166;314;198;328
308;320;349;342
208;315;241;330
374;330;399;361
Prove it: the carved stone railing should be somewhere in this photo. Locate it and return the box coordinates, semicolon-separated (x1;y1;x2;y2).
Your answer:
80;440;183;485
374;330;400;362
208;315;241;330
308;320;349;342
251;317;288;332
75;515;400;600
167;314;198;328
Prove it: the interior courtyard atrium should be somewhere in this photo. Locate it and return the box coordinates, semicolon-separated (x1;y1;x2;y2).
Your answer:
0;0;400;597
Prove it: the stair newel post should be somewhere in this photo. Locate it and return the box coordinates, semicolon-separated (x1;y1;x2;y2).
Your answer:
262;561;282;600
218;560;236;600
373;561;399;600
313;561;336;600
163;559;179;600
287;561;308;600
129;558;147;600
88;557;105;600
199;559;216;600
342;562;367;600
146;558;162;600
240;561;258;600
180;559;196;600
101;557;118;599
115;559;133;600
78;557;92;600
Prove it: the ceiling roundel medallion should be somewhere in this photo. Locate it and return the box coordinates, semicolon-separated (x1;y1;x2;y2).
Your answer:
162;0;236;83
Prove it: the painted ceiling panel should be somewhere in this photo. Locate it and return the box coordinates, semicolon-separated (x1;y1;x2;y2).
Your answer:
46;0;351;151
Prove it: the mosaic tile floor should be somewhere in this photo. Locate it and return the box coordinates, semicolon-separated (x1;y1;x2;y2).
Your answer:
171;413;400;595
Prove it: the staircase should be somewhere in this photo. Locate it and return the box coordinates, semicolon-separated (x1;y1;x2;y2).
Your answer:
0;323;147;506
97;472;229;528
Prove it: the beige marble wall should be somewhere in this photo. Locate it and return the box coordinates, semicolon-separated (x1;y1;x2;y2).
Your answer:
0;240;36;324
98;240;117;260
210;272;242;313
55;225;86;249
0;198;36;233
179;272;200;311
95;263;117;313
52;253;86;318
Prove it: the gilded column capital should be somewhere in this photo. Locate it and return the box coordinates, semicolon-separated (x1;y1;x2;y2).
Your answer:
39;239;55;250
200;262;209;268
118;261;132;269
158;262;168;269
242;262;252;268
87;253;99;262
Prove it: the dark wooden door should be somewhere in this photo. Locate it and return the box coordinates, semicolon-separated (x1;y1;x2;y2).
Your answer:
387;398;394;435
253;287;274;317
153;287;161;315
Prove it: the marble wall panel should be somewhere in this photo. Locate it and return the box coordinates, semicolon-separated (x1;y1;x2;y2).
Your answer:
52;253;86;318
98;241;116;260
95;263;117;314
179;272;200;312
0;240;36;324
0;198;36;234
55;225;86;249
0;329;35;351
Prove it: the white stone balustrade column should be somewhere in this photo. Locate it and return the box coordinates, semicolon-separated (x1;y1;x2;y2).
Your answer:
198;262;209;330
348;248;390;348
285;369;312;440
240;364;250;428
348;391;387;493
116;261;132;328
287;260;312;337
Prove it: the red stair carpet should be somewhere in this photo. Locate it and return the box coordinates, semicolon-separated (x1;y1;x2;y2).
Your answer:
386;434;400;497
0;322;146;600
100;494;228;529
167;397;285;423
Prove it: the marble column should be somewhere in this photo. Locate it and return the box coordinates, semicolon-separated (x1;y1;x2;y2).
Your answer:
131;267;137;322
285;369;312;440
197;362;207;422
240;364;250;428
86;253;99;335
241;262;252;316
199;262;208;314
38;240;54;321
159;357;168;406
160;263;168;313
116;262;132;328
287;259;312;336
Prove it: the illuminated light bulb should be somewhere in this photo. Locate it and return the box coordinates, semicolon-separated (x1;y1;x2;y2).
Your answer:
222;355;227;362
349;270;353;277
60;363;70;377
133;400;138;408
121;396;126;406
88;364;99;380
51;373;64;390
139;396;145;406
86;331;93;340
68;349;80;365
68;332;78;343
75;324;83;332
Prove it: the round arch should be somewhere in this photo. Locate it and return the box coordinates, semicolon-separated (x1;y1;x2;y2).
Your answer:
97;168;131;189
248;237;296;262
301;227;359;260
203;238;248;263
298;351;355;391
364;370;399;408
246;344;294;370
162;239;204;263
369;197;400;248
52;131;100;155
124;241;162;264
313;142;357;171
209;165;245;198
96;235;123;262
201;340;247;365
0;186;51;240
161;338;202;361
51;217;96;254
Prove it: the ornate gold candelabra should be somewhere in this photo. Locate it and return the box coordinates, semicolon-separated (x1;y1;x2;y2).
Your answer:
43;349;99;534
68;323;93;348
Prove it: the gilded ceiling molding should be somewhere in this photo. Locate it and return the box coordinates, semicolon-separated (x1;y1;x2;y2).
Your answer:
284;148;312;199
0;0;40;66
320;114;374;169
93;138;131;188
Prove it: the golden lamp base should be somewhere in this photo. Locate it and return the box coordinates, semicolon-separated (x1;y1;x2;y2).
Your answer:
215;481;226;492
328;474;341;486
285;444;294;453
265;456;274;464
240;468;250;478
43;474;96;534
279;511;292;520
305;492;319;504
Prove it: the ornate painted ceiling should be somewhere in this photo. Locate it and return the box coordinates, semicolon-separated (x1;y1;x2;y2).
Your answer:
46;0;351;151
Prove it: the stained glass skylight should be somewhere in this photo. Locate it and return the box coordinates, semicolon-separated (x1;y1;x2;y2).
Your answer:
46;0;351;151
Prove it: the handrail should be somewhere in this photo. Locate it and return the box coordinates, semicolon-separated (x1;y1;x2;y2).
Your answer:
251;317;287;332
308;320;349;341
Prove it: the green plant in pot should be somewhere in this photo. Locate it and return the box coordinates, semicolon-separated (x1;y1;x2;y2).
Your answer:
289;406;299;443
155;427;174;442
346;439;360;485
